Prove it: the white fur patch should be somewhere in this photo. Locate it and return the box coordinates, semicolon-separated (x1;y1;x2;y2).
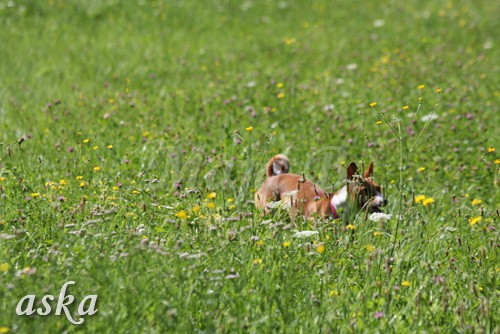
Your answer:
331;186;347;208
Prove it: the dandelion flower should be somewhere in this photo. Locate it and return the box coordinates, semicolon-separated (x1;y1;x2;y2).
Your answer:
176;211;188;219
469;216;482;226
366;245;376;252
192;205;201;212
0;327;10;334
245;126;253;131
206;202;216;208
283;241;291;247
0;263;10;272
316;244;326;254
495;159;500;164
227;198;234;203
369;102;377;107
256;240;265;246
93;166;101;172
402;105;409;110
418;84;425;90
402;280;411;287
418;167;426;172
487;147;495;153
471;199;482;206
346;224;356;230
79;182;85;187
207;192;217;199
373;231;383;237
414;195;426;203
422;197;435;206
76;176;83;180
435;88;442;93
276;82;284;88
277;92;285;99
31;193;39;197
107;145;113;149
83;139;90;143
329;290;339;297
375;121;382;125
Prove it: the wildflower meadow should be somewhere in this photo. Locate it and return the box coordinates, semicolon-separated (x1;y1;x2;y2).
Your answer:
0;1;498;333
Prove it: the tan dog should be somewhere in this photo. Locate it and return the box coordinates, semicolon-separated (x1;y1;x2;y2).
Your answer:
255;155;387;218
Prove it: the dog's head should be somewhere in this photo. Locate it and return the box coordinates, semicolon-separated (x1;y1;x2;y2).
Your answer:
346;162;387;213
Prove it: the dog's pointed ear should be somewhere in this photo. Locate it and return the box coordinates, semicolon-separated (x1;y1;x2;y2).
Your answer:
363;162;374;178
347;162;358;180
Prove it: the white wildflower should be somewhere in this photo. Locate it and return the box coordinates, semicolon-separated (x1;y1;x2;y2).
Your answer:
292;230;319;238
421;113;439;122
369;212;393;223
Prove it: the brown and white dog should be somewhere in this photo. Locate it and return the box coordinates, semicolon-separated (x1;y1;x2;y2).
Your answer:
255;155;387;218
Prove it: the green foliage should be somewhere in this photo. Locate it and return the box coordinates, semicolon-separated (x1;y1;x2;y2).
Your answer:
0;0;498;332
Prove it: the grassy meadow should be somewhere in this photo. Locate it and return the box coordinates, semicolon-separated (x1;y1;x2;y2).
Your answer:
0;0;499;332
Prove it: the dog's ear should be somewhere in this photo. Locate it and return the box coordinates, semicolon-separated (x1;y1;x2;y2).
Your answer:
347;162;358;180
363;162;374;178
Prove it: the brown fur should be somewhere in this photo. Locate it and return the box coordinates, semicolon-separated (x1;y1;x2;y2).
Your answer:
255;155;386;218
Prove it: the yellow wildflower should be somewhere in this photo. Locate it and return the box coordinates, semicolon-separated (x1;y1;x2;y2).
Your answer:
487;147;495;153
376;121;382;125
229;205;236;210
245;126;253;131
112;186;120;191
418;84;425;90
414;195;426;203
256;240;265;246
83;139;90;143
227;198;235;203
107;145;113;149
252;258;263;265
469;216;482;226
316;244;326;254
283;241;291;247
402;280;411;287
422;197;435;206
435;88;442;93
92;146;98;150
76;176;83;180
79;182;85;187
93;166;101;172
277;92;285;99
207;192;217;199
192;205;201;212
346;224;356;230
276;82;284;88
495;159;500;164
176;211;187;219
31;193;39;197
418;167;426;172
402;105;409;110
0;327;10;334
0;177;6;182
0;263;10;272
59;180;67;186
369;102;377;107
366;245;376;252
206;202;216;208
373;231;383;237
471;199;482;206
329;290;339;297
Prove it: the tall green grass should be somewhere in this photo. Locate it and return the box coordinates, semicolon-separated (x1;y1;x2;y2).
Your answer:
0;0;498;332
